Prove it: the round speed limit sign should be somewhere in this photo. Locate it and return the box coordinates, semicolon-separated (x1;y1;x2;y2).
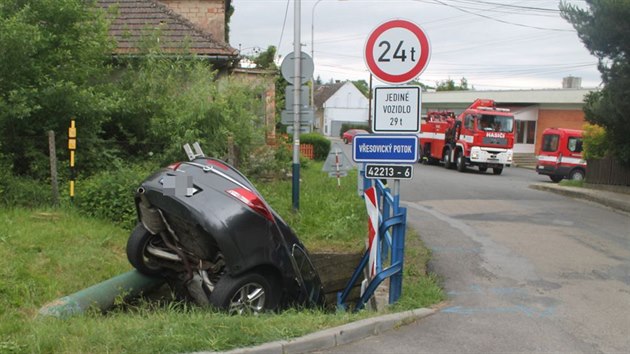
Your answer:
364;19;431;84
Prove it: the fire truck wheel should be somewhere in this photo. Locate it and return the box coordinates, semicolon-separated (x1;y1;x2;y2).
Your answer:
444;148;453;169
456;152;467;172
492;167;503;175
569;169;585;181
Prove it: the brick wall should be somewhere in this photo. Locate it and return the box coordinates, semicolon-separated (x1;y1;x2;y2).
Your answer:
160;0;226;42
535;109;585;154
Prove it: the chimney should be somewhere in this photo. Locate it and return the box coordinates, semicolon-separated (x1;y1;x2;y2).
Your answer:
159;0;227;42
562;76;582;89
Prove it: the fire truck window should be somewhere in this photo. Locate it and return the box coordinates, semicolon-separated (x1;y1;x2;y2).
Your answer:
568;137;583;153
542;134;559;152
465;115;474;129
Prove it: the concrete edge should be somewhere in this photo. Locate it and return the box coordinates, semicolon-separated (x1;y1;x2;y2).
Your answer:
530;184;630;214
201;308;436;354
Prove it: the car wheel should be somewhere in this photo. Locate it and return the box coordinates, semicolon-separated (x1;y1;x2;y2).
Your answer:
343;138;349;144
209;271;280;315
569;169;585;181
456;152;467;172
492;167;503;175
549;175;563;183
126;223;164;276
443;148;453;169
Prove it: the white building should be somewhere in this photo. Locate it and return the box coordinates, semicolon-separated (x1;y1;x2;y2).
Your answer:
314;81;369;137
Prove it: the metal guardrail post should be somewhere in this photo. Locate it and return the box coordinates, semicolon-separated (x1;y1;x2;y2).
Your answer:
337;174;408;311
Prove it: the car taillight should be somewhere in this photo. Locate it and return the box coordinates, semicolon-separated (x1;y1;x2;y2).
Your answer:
167;162;182;170
226;188;274;222
206;159;229;170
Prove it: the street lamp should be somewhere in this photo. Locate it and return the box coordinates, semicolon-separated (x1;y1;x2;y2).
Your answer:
310;0;324;108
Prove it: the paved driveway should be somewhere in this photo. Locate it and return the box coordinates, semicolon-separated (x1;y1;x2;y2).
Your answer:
316;163;630;353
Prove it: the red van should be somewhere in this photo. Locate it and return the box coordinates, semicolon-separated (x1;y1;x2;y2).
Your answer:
536;128;586;182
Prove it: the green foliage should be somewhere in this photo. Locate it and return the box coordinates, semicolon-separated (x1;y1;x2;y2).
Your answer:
435;77;469;91
561;0;630;166
0;174;51;208
0;0;114;178
582;123;609;160
340;123;369;137
352;80;370;97
78;162;155;229
299;133;331;161
249;45;277;70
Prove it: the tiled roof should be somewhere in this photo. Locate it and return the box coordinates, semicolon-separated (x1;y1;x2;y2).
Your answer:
313;82;346;109
95;0;238;58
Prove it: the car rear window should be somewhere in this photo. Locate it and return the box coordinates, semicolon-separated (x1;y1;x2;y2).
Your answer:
542;134;559;152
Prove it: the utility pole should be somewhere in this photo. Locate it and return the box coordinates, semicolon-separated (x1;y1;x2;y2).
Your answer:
292;0;302;211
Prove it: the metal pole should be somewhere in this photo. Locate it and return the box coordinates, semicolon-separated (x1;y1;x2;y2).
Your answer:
368;73;373;132
311;0;323;109
292;0;302;211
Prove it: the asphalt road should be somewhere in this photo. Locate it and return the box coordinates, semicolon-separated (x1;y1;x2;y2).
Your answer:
319;140;630;353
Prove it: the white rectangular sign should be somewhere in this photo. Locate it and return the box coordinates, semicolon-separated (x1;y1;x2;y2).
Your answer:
373;86;421;133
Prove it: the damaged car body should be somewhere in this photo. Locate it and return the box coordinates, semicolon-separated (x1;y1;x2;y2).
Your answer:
126;145;324;314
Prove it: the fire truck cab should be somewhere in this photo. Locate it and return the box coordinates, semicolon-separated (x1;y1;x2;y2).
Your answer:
536;128;586;182
419;99;515;175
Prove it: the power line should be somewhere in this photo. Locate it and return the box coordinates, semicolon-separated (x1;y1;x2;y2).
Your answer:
276;0;291;61
429;0;573;31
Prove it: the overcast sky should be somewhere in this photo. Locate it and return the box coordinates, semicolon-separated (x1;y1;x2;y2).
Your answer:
229;0;600;90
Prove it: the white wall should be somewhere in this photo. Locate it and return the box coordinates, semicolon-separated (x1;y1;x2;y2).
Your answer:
323;82;369;136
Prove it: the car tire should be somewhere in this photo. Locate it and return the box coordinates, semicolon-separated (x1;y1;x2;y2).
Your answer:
444;148;453;169
549;175;563;183
343;138;348;144
126;223;164;276
209;271;280;315
492;167;503;175
478;166;488;173
569;169;585;181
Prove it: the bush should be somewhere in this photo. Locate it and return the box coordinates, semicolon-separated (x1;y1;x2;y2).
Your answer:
582;123;609;160
0;174;51;208
77;162;154;229
299;133;331;161
339;123;369;138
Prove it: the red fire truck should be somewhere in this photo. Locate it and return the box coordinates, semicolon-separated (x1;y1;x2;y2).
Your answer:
418;99;515;175
536;128;586;182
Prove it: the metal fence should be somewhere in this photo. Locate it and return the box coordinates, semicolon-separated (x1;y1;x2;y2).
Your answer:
587;157;630;186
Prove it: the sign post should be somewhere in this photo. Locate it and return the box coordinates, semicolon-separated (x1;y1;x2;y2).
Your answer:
338;19;431;311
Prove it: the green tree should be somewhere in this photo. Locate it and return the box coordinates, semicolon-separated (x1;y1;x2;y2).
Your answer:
435;77;469;91
250;45;278;70
560;0;630;166
352;80;369;97
0;0;113;177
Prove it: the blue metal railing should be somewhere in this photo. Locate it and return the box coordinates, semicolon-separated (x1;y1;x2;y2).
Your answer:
337;173;407;311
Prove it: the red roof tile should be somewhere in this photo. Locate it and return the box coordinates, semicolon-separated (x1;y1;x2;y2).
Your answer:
95;0;238;58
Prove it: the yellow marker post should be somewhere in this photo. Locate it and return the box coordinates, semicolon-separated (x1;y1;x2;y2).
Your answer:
68;120;76;202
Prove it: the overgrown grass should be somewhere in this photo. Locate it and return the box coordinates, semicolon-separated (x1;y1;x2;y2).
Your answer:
256;162;367;252
559;179;585;188
0;162;443;353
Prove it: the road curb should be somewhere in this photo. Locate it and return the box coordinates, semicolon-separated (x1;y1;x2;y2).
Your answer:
196;308;436;354
530;184;630;214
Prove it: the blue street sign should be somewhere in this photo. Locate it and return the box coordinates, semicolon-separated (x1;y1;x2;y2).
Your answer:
353;135;418;163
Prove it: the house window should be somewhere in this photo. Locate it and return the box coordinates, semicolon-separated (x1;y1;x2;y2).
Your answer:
516;120;536;144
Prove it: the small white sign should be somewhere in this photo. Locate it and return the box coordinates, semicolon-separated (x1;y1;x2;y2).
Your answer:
373;86;420;133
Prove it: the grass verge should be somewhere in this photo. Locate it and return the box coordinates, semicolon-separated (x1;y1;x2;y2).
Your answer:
0;162;443;353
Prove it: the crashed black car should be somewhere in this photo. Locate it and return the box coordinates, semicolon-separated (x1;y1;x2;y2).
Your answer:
127;150;324;314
